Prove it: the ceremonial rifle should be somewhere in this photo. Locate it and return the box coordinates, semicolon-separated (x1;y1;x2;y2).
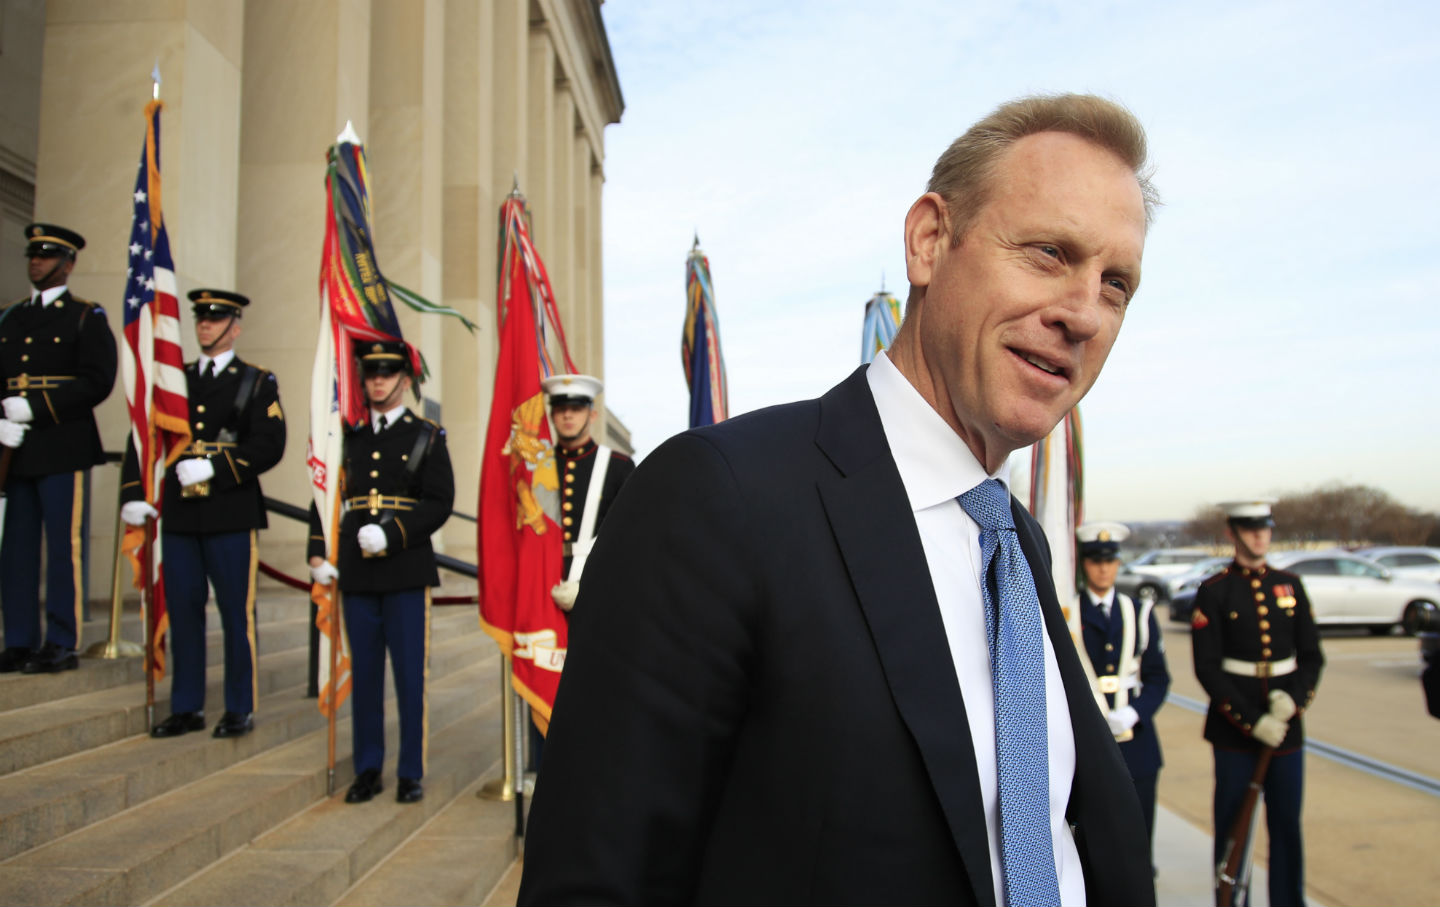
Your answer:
1215;746;1273;907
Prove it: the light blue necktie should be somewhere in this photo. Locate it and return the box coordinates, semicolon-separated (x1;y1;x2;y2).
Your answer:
958;478;1061;907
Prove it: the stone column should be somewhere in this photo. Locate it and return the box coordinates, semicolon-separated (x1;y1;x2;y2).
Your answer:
34;1;245;598
550;85;576;358
524;26;555;266
236;0;373;562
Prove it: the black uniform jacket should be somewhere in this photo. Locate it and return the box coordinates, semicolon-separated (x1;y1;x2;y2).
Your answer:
0;292;117;477
121;357;285;534
519;366;1156;907
1079;590;1170;777
307;410;454;594
556;439;635;545
1191;562;1324;753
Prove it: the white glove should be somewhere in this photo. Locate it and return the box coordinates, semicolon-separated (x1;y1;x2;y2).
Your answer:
121;501;159;526
1105;706;1140;737
551;579;579;612
2;396;33;423
357;523;387;555
1268;689;1297;722
0;419;27;448
1252;713;1288;748
310;561;340;585
175;457;215;487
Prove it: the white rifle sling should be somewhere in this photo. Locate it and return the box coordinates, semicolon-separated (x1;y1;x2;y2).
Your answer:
565;445;611;582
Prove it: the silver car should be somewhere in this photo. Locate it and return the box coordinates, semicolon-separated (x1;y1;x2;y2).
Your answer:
1116;548;1216;607
1353;546;1440;584
1270;550;1440;635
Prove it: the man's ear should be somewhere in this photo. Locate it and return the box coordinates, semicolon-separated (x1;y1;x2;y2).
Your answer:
903;192;948;291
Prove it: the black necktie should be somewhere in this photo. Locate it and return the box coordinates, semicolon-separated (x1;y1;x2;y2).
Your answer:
375;415;387;434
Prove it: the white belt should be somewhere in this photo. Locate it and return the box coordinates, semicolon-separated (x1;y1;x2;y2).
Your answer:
1095;674;1139;695
1221;655;1297;678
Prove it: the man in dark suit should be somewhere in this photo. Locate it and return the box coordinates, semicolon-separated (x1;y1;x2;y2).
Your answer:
307;341;454;805
0;223;117;674
520;94;1158;906
121;289;286;739
1070;521;1170;863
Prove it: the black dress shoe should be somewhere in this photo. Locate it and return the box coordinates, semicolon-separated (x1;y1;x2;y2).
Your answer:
345;769;383;803
21;642;78;674
212;711;254;738
0;647;32;673
396;778;424;804
151;711;206;737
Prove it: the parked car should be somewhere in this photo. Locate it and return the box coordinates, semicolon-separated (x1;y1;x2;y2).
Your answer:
1353;546;1440;584
1116;548;1215;607
1159;557;1231;622
1167;550;1440;634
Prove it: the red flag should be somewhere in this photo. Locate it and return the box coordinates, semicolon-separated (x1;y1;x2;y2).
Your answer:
478;192;576;732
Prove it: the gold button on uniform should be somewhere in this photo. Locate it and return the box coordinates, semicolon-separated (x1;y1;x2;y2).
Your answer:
23;337;31;344
564;488;573;497
369;470;379;477
566;462;576;471
196;405;206;413
196;422;205;430
562;517;573;526
1259;620;1271;630
1262;648;1273;657
19;355;27;362
372;451;381;459
1229;611;1239;620
563;532;573;541
1254;592;1265;601
563;502;573;512
1251;579;1261;589
1260;634;1272;644
1257;606;1269;616
1105;643;1114;652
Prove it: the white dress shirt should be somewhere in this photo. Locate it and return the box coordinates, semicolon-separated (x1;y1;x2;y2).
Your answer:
370;402;407;432
867;351;1085;906
31;285;67;307
197;349;236;378
1088;586;1116;619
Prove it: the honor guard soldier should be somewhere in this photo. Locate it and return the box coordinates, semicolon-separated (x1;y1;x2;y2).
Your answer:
0;223;117;674
121;289;285;738
307;341;454;805
541;373;634;613
1192;499;1324;907
1071;521;1170;863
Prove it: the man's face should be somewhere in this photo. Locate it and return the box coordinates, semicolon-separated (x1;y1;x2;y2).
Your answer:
551;402;593;445
27;253;73;290
1082;557;1120;595
1229;525;1272;560
364;370;406;406
903;132;1146;468
194;313;239;353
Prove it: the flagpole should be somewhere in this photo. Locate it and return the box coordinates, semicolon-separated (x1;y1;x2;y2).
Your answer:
326;577;339;796
141;517;157;731
85;485;144;659
478;654;518;802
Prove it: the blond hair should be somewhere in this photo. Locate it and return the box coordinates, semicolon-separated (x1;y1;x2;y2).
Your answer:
927;93;1158;243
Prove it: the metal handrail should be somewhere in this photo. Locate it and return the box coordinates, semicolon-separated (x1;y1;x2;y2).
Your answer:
262;495;478;581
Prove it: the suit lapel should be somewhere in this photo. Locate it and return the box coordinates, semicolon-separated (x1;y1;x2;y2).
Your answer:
814;368;995;907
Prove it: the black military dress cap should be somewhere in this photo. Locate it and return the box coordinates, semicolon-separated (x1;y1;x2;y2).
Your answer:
358;341;411;376
188;288;249;319
24;223;86;258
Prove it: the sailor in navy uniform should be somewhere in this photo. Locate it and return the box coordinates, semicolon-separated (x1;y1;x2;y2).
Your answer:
0;223;117;674
307;341;453;805
1192;499;1324;907
542;373;634;613
1070;521;1170;862
121;289;285;738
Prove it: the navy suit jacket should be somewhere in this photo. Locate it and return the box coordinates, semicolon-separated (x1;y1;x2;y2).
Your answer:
519;367;1155;906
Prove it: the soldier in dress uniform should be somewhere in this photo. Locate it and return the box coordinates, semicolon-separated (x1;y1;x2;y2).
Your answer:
121;289;285;738
541;373;635;613
0;223;117;674
307;341;454;805
1192;499;1324;907
1070;521;1169;864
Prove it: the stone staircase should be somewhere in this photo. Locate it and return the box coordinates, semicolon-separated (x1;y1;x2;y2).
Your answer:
0;588;520;906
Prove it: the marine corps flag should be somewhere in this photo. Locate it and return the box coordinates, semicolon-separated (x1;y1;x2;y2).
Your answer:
478;187;577;732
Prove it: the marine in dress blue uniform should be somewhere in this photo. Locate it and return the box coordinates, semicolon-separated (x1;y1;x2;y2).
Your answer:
1192;499;1324;907
1069;521;1170;864
307;342;454;805
121;290;285;738
0;224;117;674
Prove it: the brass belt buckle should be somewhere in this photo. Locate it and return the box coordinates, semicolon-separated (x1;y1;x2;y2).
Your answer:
366;490;382;516
1256;660;1271;678
14;374;29;390
1097;675;1120;695
181;481;211;499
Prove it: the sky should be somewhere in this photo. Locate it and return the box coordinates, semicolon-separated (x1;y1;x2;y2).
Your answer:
593;0;1440;522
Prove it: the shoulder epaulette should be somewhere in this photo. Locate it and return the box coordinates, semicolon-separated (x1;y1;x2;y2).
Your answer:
1269;566;1299;580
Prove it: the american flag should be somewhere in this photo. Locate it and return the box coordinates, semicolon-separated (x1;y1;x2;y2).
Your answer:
120;98;190;680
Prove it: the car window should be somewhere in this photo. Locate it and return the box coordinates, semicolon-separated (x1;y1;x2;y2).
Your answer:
1289;558;1337;576
1336;558;1385;579
1396;553;1440;567
1375;555;1404;567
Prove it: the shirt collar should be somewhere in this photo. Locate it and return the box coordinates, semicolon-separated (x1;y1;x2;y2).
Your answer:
370;402;408;428
1088;587;1116;610
866;351;1007;512
198;349;236;375
33;285;67;307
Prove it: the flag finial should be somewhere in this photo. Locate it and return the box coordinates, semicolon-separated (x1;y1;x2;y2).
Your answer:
151;60;161;100
337;120;361;145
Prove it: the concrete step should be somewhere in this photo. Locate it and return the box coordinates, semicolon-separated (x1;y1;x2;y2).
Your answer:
0;602;317;714
0;652;499;907
0;616;494;861
153;682;507;906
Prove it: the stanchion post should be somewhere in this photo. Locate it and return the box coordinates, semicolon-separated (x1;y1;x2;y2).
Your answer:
479;654;518;801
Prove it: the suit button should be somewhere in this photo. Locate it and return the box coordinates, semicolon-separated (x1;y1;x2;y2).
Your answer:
372;451;381;460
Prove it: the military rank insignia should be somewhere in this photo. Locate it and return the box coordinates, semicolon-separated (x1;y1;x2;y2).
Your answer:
267;401;283;420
